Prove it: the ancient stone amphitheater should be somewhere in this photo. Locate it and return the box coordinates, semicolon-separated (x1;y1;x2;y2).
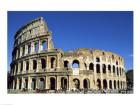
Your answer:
8;17;127;93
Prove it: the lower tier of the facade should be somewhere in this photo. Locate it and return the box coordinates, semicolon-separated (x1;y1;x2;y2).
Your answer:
8;71;127;91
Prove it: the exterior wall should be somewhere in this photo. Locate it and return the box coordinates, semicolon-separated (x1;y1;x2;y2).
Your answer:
8;17;127;91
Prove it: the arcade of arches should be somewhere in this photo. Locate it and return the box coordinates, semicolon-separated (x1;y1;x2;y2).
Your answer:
8;17;127;91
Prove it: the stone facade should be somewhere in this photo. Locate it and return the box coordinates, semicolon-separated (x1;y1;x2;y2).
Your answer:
8;17;127;92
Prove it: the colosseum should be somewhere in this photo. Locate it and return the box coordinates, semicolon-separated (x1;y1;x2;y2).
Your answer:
8;17;127;93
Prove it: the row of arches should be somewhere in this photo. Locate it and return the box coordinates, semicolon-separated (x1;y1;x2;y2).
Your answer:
97;79;126;90
13;77;126;90
11;58;124;76
13;40;48;60
64;60;124;76
12;57;56;74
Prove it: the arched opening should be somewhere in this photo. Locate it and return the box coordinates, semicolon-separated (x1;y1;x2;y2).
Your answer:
26;61;29;71
117;80;120;89
89;63;94;70
50;77;56;90
42;40;47;50
41;58;46;69
14;79;17;89
114;80;116;89
39;78;45;90
31;78;36;90
33;60;37;70
109;80;112;89
96;57;100;62
97;79;101;90
103;79;107;89
116;61;118;65
51;57;55;69
96;64;100;73
83;79;90;89
108;65;111;73
28;44;31;54
64;60;69;68
73;78;80;89
19;78;22;89
120;68;122;76
102;64;106;73
24;79;28;89
61;77;67;90
20;61;23;72
113;65;115;73
72;60;79;68
34;41;39;52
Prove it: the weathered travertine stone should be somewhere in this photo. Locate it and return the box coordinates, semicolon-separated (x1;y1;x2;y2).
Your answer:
8;17;127;92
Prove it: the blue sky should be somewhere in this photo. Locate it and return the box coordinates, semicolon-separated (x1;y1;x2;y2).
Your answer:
8;11;133;71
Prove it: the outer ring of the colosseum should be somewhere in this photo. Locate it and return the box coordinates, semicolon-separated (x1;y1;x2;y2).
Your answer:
8;17;127;92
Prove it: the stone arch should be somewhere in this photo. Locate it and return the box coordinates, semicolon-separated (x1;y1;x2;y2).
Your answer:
39;78;45;90
114;80;116;89
73;78;80;89
89;63;94;70
64;60;69;68
109;80;112;89
25;78;28;89
51;57;56;69
26;61;29;71
42;40;47;50
28;44;31;54
108;65;111;73
97;79;101;90
41;58;46;69
83;78;90;89
19;78;22;90
103;79;107;89
72;60;80;68
50;77;56;90
20;61;23;72
31;78;36;90
113;65;115;73
117;80;120;89
102;64;106;73
116;61;118;65
22;46;25;56
33;60;37;70
34;41;39;52
96;57;100;62
61;77;67;90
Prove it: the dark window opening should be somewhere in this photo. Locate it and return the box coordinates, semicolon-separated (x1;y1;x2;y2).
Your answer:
102;64;106;73
96;57;100;62
33;60;37;70
41;58;46;69
89;63;94;70
96;64;100;73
